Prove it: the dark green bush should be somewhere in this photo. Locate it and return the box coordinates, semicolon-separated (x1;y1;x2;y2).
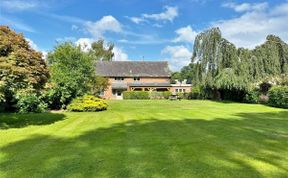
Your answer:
67;95;107;112
16;93;47;113
123;91;150;100
190;86;202;99
268;86;288;108
244;90;260;103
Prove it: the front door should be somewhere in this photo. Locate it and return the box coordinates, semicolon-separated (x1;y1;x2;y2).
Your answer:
116;90;123;99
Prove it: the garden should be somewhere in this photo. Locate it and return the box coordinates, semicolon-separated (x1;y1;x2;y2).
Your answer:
1;100;288;177
1;25;288;178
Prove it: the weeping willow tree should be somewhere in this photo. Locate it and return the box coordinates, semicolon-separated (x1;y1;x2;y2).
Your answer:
189;27;288;101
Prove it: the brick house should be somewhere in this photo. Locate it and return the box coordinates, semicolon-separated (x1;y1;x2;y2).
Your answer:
96;61;192;99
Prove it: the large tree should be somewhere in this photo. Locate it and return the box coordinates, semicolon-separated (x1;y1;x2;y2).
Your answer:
0;26;49;110
186;27;288;100
47;42;96;109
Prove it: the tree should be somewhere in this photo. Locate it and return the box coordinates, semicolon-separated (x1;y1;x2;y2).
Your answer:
171;72;182;84
47;42;96;109
187;27;288;101
89;39;114;61
0;26;49;110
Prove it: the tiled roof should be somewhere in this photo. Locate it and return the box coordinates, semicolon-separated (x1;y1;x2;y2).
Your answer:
95;61;171;77
128;83;171;87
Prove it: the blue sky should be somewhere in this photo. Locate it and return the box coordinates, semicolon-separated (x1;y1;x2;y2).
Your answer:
1;0;288;70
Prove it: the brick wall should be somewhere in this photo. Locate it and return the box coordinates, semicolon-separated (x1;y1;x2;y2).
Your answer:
103;77;170;99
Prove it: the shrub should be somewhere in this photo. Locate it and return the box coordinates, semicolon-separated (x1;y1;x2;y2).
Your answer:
176;92;183;99
67;95;107;112
190;86;202;99
268;86;288;108
244;90;260;103
163;91;172;99
123;91;150;100
16;93;47;113
149;92;164;100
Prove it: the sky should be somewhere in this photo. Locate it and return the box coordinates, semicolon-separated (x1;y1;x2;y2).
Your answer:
1;0;288;71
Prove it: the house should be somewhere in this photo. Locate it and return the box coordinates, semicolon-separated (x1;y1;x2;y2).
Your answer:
96;61;192;99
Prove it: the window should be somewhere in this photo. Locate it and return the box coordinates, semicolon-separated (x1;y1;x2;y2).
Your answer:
112;89;117;96
134;77;140;81
115;77;124;81
176;88;185;93
99;90;104;96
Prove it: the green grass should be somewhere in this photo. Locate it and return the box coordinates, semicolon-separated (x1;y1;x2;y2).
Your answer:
0;100;288;178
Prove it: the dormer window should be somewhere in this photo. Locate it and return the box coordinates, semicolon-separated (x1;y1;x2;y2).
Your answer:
115;77;124;81
134;77;140;81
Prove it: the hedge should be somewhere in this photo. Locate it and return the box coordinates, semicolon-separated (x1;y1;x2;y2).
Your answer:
149;92;164;100
268;86;288;108
67;95;107;112
123;91;150;100
123;91;194;100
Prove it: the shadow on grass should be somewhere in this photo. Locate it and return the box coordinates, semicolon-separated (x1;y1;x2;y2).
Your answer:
0;113;66;129
0;111;288;177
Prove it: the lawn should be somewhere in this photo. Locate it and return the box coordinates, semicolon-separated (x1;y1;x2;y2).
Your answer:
0;100;288;178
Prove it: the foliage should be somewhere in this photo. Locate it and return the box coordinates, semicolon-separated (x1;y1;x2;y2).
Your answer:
185;27;288;101
171;72;182;84
0;26;49;111
90;76;109;96
123;91;150;100
47;42;96;109
244;89;260;103
149;91;164;100
190;86;202;99
170;64;194;84
88;39;114;61
15;90;47;113
41;84;68;110
67;95;107;112
163;91;172;99
268;86;288;108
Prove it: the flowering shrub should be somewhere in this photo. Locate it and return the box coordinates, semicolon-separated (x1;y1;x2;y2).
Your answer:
67;95;107;112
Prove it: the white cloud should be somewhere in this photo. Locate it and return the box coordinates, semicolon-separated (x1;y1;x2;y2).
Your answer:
75;38;94;52
112;47;129;61
84;16;122;39
128;6;178;24
223;2;268;12
26;38;47;59
41;51;48;60
214;2;288;48
143;6;178;22
1;0;39;11
26;38;38;50
173;25;198;43
75;38;129;61
128;17;146;24
56;36;76;43
161;45;192;71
